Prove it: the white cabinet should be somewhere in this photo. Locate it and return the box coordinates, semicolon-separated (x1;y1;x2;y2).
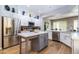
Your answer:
20;17;41;26
31;18;40;26
71;33;79;54
72;39;79;54
60;32;71;47
48;31;52;40
35;19;40;26
21;17;31;26
21;19;28;26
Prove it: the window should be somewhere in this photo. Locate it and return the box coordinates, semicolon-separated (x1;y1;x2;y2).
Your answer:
53;21;59;30
52;21;67;31
59;21;67;31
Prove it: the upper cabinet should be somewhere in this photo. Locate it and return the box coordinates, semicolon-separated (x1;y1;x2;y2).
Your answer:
20;16;41;26
28;17;41;26
34;19;41;26
30;17;41;26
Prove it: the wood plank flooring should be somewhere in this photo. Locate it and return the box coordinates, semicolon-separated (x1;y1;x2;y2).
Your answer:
0;40;72;54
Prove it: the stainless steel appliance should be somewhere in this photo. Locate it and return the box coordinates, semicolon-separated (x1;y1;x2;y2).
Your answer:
52;32;60;41
0;17;2;50
2;17;19;49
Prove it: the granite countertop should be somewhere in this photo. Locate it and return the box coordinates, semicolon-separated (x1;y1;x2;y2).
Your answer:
17;31;48;38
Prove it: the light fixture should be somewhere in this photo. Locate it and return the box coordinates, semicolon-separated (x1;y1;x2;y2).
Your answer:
29;13;31;17
22;11;25;15
12;8;15;13
5;5;10;11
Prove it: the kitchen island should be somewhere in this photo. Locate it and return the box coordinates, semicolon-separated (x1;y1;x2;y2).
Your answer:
17;31;48;54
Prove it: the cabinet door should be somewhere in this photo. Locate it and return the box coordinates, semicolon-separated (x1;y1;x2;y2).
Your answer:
60;33;65;43
73;40;79;54
31;36;40;51
44;33;48;46
64;35;71;47
60;33;71;47
39;34;45;49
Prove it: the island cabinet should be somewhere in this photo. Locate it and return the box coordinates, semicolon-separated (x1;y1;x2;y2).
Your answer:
31;33;48;51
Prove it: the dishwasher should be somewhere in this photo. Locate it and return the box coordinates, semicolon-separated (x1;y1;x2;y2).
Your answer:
52;32;60;41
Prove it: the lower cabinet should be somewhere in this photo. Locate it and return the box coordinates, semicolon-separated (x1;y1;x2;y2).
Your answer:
44;33;48;47
31;33;48;51
72;39;79;54
60;32;71;47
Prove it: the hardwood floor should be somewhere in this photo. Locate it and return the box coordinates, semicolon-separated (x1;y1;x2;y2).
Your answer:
0;40;72;54
31;41;72;54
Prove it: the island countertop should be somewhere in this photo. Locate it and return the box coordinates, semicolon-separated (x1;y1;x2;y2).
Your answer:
17;31;48;38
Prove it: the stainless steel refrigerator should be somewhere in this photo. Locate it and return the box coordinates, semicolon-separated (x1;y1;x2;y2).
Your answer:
0;16;2;50
1;16;19;49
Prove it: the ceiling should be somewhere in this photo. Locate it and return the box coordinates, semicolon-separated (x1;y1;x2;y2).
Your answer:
12;5;65;16
43;5;78;20
9;5;78;18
